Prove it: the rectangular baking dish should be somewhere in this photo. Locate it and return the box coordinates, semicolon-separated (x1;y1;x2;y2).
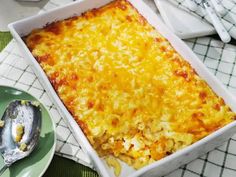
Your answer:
8;0;236;176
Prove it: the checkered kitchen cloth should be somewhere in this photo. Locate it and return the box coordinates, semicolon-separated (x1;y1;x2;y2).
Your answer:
0;0;236;177
166;0;236;39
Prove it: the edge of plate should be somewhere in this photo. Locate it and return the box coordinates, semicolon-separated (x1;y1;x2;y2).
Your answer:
0;84;57;177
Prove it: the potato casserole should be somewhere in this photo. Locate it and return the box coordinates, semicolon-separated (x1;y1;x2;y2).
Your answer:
24;0;236;175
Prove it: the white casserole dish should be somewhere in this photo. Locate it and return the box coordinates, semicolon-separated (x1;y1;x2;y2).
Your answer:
8;0;236;176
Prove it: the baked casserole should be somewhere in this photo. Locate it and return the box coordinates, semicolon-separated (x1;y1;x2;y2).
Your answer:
24;0;236;175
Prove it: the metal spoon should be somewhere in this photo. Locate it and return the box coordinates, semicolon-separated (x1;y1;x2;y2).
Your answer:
0;100;42;175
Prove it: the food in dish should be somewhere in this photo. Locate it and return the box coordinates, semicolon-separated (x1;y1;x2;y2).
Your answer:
31;101;41;107
105;156;121;176
0;120;5;128
15;124;24;142
24;0;236;175
19;143;27;152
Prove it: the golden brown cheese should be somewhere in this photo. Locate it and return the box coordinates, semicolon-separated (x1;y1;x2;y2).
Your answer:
25;0;236;173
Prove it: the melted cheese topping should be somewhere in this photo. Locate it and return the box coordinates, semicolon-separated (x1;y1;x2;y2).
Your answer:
25;0;236;173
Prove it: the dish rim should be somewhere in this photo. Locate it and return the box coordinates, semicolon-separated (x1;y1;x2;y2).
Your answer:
7;0;236;176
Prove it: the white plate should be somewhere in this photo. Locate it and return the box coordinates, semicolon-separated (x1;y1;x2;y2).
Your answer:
0;0;48;31
154;0;216;39
8;0;236;177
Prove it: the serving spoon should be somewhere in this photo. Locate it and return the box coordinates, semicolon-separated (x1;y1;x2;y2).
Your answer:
0;100;42;175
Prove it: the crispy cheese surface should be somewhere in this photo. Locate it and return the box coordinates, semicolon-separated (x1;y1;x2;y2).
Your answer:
25;0;236;172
